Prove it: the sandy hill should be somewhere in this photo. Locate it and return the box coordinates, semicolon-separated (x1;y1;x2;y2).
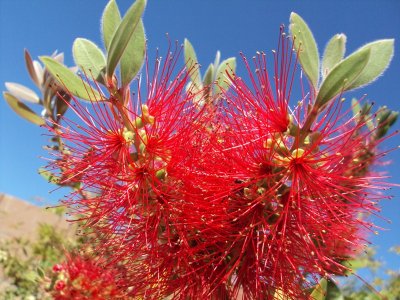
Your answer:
0;193;73;242
0;193;76;294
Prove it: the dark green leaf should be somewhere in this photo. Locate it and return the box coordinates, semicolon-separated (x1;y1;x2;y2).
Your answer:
3;92;45;126
316;47;370;107
106;0;146;79
73;38;106;84
40;56;102;101
325;279;344;300
322;34;346;79
184;38;202;89
37;267;45;278
120;20;146;87
102;0;122;51
347;39;394;90
289;12;320;88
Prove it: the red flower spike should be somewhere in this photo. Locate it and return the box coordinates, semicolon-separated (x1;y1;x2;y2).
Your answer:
45;44;230;298
200;33;397;298
51;253;126;300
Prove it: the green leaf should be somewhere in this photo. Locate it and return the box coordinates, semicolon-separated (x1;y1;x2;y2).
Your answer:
102;0;122;51
73;38;106;84
316;47;371;107
106;0;146;79
346;39;394;90
120;20;146;87
37;266;45;279
310;278;327;300
322;34;346;79
184;38;202;89
325;279;344;300
40;56;102;101
203;63;214;86
3;92;45;126
214;57;236;95
289;12;320;88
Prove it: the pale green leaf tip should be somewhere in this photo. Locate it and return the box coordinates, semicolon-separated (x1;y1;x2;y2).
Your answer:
39;55;52;64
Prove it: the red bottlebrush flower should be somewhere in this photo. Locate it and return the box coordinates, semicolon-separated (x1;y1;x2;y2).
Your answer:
54;280;66;291
52;263;64;273
45;44;230;298
51;253;126;300
195;33;397;298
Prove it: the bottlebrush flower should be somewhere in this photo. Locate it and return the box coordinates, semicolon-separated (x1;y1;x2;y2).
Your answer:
45;45;230;298
50;252;126;300
198;33;397;298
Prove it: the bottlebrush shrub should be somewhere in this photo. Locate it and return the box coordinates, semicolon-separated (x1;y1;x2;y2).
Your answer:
4;0;398;299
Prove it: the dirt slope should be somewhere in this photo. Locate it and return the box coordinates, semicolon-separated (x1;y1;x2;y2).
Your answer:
0;193;72;242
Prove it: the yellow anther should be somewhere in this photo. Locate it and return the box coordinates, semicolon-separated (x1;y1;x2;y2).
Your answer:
123;128;135;143
263;138;274;148
291;148;305;158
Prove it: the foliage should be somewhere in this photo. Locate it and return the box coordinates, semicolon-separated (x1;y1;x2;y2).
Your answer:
0;209;80;299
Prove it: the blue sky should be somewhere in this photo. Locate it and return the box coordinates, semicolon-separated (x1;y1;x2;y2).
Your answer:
1;0;399;284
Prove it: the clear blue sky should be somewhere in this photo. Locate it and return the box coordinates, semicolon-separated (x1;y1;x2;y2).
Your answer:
1;0;399;282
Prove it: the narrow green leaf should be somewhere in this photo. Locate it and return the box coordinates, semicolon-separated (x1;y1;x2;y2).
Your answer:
73;38;106;84
289;12;320;88
316;48;371;107
347;39;394;90
40;56;102;101
322;34;346;79
184;38;202;89
203;63;214;86
214;57;236;94
102;0;122;51
120;20;146;87
37;267;45;279
3;92;45;126
106;0;146;78
310;278;327;300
